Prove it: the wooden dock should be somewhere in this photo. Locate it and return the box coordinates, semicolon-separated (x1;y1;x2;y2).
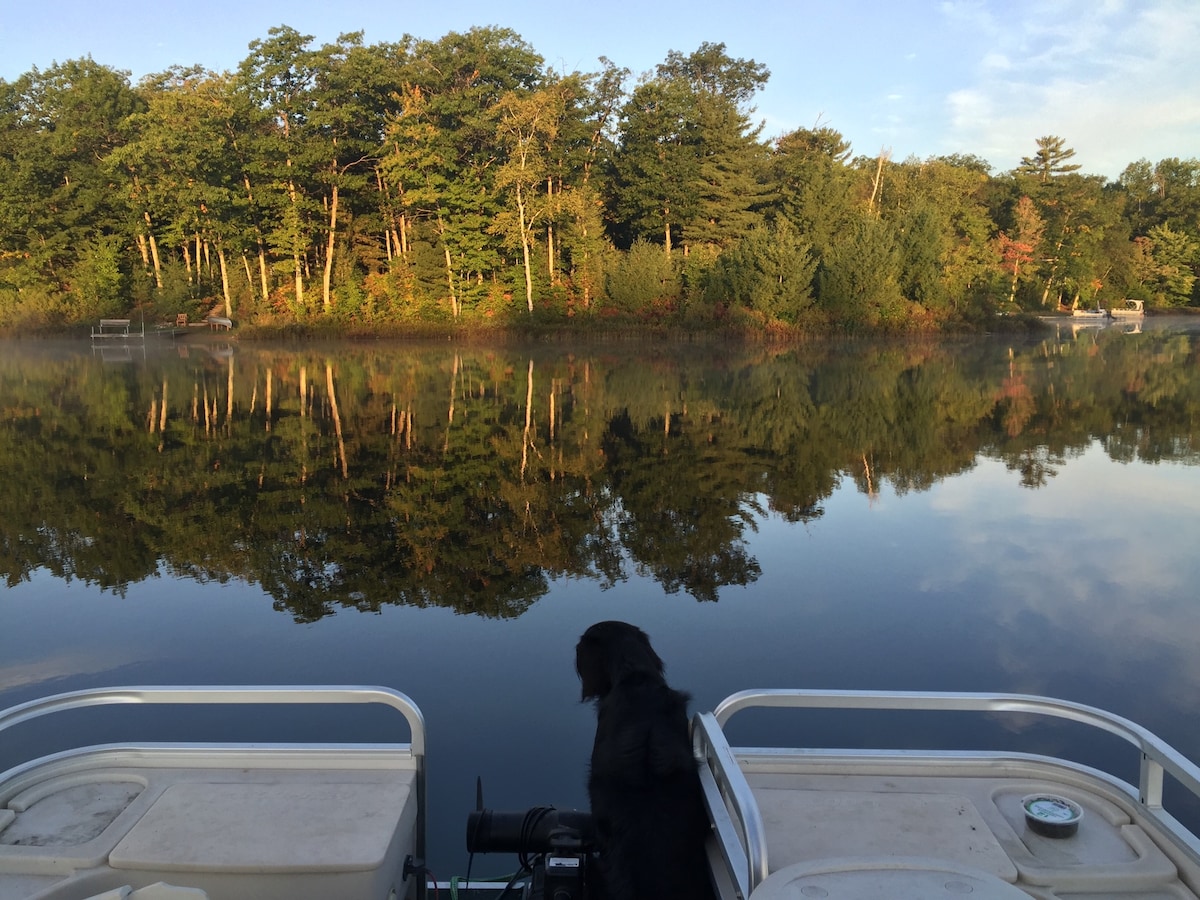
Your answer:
90;318;140;340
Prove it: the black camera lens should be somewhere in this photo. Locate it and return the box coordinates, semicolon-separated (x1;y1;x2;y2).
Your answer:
466;808;594;855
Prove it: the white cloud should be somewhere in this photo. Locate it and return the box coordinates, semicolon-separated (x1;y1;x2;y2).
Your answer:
0;650;158;690
937;0;1200;175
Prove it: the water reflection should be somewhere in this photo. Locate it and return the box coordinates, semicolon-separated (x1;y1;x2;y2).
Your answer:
3;326;1200;875
1;328;1198;616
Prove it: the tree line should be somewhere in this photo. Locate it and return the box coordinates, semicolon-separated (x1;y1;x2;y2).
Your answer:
2;332;1196;616
1;26;1198;332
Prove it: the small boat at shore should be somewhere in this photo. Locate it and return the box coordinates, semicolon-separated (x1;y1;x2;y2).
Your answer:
1071;307;1111;319
4;686;1200;898
1111;298;1146;318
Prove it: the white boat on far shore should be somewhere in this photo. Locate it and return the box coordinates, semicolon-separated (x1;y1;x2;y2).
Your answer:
1111;298;1146;318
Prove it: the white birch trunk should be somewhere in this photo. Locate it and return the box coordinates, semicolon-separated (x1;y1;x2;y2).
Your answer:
323;183;339;314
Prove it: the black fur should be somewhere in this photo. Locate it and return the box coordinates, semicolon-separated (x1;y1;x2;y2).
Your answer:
576;621;715;900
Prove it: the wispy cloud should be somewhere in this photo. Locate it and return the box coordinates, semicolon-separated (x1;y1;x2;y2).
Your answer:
0;649;163;691
940;0;1200;175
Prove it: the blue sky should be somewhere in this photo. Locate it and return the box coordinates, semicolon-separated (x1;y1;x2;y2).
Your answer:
2;0;1197;179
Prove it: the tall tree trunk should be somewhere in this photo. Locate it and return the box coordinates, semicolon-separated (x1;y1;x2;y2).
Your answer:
241;253;255;301
436;210;457;317
258;247;270;302
868;148;890;216
148;233;163;290
517;183;534;313
294;251;304;307
143;212;163;289
323;183;339;314
546;176;555;284
286;170;304;307
217;244;232;318
376;167;406;264
241;174;272;300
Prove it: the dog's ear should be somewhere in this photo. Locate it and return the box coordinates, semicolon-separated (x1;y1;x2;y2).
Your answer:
629;627;665;678
576;628;611;700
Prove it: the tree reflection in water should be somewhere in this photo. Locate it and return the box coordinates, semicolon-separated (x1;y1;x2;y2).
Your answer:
1;329;1197;621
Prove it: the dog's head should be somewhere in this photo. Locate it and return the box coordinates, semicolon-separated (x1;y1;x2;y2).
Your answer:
576;620;665;701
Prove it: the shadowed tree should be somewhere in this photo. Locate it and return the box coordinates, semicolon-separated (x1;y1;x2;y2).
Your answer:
767;125;856;266
608;42;769;256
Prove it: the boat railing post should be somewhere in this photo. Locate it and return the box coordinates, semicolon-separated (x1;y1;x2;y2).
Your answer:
692;711;767;898
1142;752;1166;809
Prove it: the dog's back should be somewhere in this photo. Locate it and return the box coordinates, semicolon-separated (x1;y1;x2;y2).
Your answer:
576;621;715;900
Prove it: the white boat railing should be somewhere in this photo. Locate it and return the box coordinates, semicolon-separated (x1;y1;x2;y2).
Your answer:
694;689;1200;898
694;710;769;900
0;685;427;876
0;685;423;751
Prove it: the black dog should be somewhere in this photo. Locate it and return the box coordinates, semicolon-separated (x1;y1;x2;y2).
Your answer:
576;621;715;900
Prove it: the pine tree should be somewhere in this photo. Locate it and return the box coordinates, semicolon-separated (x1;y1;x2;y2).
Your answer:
1017;136;1081;183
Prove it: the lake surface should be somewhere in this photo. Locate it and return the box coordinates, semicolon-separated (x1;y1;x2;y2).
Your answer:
3;319;1200;876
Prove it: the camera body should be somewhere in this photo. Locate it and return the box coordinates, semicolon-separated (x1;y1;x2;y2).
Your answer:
532;850;589;900
466;807;597;900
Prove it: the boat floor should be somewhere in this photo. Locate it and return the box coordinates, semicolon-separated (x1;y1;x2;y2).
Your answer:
735;752;1200;899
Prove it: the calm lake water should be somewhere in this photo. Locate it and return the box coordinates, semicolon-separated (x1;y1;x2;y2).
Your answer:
3;319;1200;876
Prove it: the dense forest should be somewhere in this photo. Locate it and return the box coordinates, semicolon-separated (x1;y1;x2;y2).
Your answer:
1;26;1198;333
2;331;1197;617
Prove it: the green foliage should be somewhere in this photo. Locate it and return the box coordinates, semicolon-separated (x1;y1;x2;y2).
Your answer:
1144;224;1199;306
607;78;702;251
0;260;68;329
895;203;947;309
605;239;679;314
608;43;769;254
70;236;128;320
817;217;905;327
1;28;1198;330
704;220;816;322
